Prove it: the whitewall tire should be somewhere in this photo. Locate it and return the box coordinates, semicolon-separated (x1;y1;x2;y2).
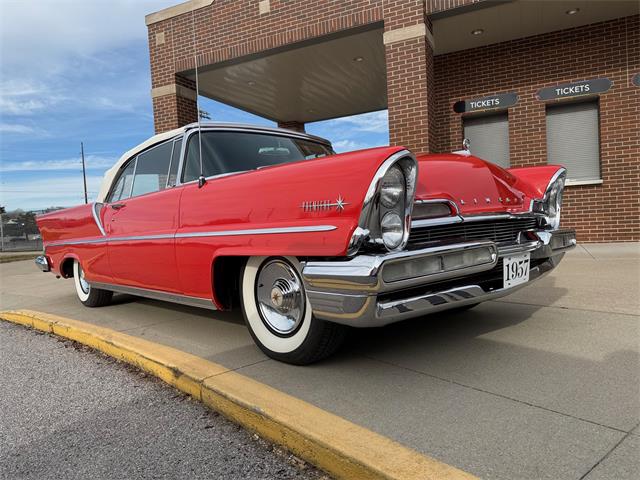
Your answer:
73;260;113;307
240;256;347;365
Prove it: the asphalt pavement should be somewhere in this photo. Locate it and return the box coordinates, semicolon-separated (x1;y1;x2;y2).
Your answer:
0;321;326;480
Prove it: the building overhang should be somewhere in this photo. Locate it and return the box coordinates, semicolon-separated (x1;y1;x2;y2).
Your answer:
183;25;386;124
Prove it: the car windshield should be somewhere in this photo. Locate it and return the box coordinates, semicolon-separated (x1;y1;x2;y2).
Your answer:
182;131;334;183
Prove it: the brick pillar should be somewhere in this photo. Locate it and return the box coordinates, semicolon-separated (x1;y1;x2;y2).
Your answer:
151;76;198;134
277;121;306;132
383;0;435;154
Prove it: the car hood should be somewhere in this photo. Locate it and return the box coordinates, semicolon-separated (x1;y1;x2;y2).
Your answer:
415;153;532;215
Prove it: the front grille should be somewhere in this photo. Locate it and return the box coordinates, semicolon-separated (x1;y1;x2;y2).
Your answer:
408;217;538;246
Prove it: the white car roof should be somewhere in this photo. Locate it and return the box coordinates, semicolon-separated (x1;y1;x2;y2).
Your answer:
96;123;331;203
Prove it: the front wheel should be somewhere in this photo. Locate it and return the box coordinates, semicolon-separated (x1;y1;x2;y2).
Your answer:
240;256;346;365
73;260;113;307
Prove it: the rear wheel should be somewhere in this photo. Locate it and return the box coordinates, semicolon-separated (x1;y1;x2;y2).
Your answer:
240;256;346;365
73;260;113;307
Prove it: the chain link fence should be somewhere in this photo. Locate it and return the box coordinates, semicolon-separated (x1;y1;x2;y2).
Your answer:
1;212;44;252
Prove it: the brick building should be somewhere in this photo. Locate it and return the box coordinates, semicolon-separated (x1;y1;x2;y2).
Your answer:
146;0;639;241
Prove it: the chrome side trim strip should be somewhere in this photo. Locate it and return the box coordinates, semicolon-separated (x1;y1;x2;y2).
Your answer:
91;202;106;236
90;282;218;310
47;237;108;247
45;225;337;248
174;225;336;239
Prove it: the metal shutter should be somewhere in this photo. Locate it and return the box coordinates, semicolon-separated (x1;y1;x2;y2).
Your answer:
463;113;510;168
546;101;600;181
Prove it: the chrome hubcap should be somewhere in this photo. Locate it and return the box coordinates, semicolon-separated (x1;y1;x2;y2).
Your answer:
256;260;305;336
78;265;90;294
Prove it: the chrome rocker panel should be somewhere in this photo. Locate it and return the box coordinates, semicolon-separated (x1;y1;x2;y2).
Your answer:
301;228;576;328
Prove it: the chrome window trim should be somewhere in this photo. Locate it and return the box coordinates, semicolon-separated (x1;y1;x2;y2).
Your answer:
182;123;332;148
165;137;184;189
44;224;337;248
176;127;335;186
91;202;106;236
128;155;139;198
107;136;182;202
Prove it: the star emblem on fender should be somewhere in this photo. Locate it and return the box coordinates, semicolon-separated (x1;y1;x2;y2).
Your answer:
335;195;347;212
301;196;349;212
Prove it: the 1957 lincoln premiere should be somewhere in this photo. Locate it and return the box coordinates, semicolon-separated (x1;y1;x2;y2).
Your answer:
35;123;576;364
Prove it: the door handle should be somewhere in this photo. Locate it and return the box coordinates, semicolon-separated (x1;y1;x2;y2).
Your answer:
111;203;125;210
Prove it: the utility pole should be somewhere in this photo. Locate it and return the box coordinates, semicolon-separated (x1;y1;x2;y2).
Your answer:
0;206;5;252
81;142;88;204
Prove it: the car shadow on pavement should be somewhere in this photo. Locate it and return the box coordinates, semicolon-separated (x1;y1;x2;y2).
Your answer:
110;293;245;326
343;275;569;358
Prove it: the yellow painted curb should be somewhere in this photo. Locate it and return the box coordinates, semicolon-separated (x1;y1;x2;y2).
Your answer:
1;310;477;480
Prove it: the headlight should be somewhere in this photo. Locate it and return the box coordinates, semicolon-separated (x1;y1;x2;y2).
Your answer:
543;170;566;229
380;166;405;208
381;212;403;249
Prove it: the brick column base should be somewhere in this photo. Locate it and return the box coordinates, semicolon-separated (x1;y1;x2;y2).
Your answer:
278;121;306;132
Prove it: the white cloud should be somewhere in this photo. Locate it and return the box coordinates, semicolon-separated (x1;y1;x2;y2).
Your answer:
0;1;176;74
332;110;389;133
333;139;370;152
0;155;116;172
0;174;104;211
0;123;36;134
0;1;175;124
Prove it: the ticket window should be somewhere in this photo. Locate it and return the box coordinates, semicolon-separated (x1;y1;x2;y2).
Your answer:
463;112;510;168
546;100;601;182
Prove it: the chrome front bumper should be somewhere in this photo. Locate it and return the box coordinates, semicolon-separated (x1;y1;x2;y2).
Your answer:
302;228;576;327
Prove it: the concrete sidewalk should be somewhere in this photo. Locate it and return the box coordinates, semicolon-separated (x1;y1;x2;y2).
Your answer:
1;243;639;479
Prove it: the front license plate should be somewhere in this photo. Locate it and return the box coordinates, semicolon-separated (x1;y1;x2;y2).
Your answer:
503;253;530;289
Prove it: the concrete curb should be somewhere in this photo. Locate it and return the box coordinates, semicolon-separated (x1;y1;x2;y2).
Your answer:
1;309;477;480
0;253;39;264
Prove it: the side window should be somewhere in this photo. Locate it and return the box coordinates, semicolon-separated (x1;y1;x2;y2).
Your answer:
181;131;333;183
167;139;182;188
130;141;173;197
108;160;136;202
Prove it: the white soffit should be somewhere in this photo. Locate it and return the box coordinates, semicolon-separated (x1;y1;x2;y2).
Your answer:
186;27;386;123
433;0;639;55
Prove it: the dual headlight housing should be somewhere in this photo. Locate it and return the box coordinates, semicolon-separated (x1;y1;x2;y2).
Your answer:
540;169;566;230
349;152;418;254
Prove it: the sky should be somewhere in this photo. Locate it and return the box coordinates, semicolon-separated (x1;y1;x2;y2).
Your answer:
0;0;388;212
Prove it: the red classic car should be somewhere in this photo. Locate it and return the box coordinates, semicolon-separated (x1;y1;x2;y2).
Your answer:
35;123;576;364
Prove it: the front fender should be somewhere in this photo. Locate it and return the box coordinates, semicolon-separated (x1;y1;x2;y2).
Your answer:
175;146;408;299
508;165;566;199
177;146;407;257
